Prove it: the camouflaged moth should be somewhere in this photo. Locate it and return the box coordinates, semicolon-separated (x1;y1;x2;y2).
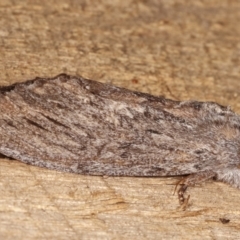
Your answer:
1;73;240;205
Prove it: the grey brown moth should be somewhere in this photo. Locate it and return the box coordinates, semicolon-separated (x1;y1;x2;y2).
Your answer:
1;73;240;204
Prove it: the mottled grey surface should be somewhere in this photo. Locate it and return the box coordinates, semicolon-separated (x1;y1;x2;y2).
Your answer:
1;74;240;191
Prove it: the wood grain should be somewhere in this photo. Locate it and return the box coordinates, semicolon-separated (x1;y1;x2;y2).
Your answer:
0;0;240;239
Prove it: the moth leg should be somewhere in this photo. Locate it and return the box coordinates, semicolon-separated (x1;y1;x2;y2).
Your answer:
177;170;217;205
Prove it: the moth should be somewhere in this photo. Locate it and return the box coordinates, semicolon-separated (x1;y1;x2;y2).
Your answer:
1;73;240;205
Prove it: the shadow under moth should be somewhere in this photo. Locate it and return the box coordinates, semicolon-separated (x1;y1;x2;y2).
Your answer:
0;73;240;206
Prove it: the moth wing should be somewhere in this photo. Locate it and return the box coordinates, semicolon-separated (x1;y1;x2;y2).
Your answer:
0;74;239;176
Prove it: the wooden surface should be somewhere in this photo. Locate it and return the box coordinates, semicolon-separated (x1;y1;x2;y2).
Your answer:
1;0;240;239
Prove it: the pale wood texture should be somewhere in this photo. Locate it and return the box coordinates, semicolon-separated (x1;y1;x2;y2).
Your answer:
1;1;240;239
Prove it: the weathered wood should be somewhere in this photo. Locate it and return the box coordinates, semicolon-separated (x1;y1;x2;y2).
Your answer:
0;0;240;239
